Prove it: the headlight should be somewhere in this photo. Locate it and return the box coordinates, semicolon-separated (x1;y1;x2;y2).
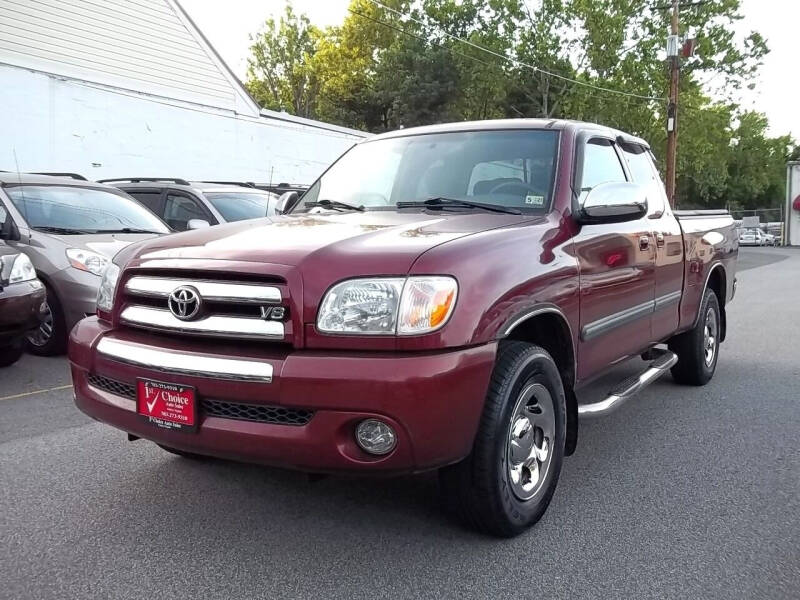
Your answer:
8;253;36;284
317;276;457;335
397;276;458;334
96;263;120;313
317;278;404;334
66;248;108;276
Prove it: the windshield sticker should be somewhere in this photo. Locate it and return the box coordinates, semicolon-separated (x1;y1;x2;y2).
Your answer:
525;195;545;206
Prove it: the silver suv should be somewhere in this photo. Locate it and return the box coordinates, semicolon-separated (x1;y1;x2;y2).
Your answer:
99;179;281;231
0;173;170;354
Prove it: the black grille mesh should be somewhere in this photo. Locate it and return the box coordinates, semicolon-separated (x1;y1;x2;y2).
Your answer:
86;373;313;426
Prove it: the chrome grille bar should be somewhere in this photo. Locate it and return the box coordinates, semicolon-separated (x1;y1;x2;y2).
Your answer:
125;277;281;304
120;306;284;339
96;337;273;382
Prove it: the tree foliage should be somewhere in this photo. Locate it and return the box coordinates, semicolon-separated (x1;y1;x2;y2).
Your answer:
245;0;797;210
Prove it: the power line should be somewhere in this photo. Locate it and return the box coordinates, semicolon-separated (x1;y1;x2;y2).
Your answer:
366;0;667;102
348;7;658;111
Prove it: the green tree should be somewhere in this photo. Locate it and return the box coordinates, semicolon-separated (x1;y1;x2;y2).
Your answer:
245;4;321;118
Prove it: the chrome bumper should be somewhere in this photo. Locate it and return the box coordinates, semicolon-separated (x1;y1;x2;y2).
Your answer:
96;337;274;382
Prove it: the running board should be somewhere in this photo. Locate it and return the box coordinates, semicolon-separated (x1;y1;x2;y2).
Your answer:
578;350;678;418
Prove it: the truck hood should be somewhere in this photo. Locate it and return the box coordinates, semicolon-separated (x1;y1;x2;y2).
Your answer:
131;211;530;272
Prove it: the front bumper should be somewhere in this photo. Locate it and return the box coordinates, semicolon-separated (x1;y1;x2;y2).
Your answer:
69;318;497;473
51;268;100;331
0;280;46;345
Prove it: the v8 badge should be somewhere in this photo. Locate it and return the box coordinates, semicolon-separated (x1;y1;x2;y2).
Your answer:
260;306;287;321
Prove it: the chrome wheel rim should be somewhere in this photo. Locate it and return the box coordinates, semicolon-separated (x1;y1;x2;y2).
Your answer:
506;382;555;501
703;306;717;366
27;300;53;347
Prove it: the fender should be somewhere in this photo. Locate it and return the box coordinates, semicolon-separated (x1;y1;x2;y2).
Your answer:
496;302;576;387
689;262;727;329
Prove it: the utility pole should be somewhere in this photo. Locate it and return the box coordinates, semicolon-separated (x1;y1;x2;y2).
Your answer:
665;0;679;208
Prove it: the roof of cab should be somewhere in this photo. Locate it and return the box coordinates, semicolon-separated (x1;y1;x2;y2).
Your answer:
363;118;650;149
0;172;116;188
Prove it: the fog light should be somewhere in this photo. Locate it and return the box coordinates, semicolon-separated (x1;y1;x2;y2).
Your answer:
355;419;397;456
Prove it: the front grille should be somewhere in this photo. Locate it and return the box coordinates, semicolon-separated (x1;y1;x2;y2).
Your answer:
87;373;312;426
201;399;313;426
88;373;135;398
120;275;288;341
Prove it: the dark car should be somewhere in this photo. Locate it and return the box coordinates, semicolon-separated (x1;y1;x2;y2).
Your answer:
0;236;46;366
99;179;281;231
70;119;737;536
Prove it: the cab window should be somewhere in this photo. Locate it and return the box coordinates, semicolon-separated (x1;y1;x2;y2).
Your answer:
579;139;627;203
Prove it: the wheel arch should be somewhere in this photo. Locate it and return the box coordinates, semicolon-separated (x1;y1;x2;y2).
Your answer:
702;263;727;342
497;305;578;455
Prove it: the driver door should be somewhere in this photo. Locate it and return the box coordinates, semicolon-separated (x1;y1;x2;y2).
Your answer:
572;137;656;381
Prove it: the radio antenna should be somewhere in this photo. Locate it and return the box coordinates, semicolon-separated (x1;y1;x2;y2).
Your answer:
12;148;30;225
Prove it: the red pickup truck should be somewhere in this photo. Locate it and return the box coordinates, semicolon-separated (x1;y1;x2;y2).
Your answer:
70;119;737;537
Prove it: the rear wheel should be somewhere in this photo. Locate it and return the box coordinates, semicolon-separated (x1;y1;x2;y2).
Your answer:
668;288;720;385
0;341;24;367
26;286;66;356
439;341;566;537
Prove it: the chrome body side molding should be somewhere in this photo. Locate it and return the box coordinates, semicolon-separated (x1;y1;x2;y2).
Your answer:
581;291;683;341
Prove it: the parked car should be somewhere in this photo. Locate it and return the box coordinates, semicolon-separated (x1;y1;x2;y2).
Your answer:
738;228;764;246
99;178;281;231
0;236;46;367
70;119;737;537
0;173;170;354
762;232;776;246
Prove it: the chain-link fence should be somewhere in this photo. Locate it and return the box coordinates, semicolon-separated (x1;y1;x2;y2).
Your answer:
729;207;785;244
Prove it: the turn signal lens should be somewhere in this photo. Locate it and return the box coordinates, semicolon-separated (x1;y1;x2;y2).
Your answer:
398;276;458;335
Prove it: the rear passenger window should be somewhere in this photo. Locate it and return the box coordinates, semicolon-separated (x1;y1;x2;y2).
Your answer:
127;191;162;213
164;194;206;231
621;144;665;216
580;139;626;203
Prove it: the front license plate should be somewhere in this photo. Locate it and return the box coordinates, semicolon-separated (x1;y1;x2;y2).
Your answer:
136;378;197;432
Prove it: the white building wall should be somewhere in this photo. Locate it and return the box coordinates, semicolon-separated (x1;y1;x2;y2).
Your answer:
0;64;363;184
0;0;255;114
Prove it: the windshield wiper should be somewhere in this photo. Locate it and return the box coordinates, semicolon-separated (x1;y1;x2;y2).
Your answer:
93;227;161;234
396;197;522;215
305;199;365;212
33;226;94;235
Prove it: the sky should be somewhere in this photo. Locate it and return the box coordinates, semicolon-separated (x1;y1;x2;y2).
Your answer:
179;0;798;139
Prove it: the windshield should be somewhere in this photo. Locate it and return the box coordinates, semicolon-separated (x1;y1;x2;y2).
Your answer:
205;191;277;221
6;186;169;233
294;129;559;213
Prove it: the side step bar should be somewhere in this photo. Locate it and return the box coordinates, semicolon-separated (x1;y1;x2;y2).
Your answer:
578;350;678;418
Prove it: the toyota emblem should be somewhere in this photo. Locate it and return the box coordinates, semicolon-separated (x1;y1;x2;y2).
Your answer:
168;286;202;321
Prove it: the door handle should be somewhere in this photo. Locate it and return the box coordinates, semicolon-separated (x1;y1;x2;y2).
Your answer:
656;232;665;247
639;235;650;251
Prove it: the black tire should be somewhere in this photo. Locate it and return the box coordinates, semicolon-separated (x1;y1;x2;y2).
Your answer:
0;341;24;367
668;288;721;386
439;341;566;537
26;285;67;356
157;444;205;460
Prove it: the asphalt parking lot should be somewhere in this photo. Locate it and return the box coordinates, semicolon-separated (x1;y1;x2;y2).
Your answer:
1;247;798;600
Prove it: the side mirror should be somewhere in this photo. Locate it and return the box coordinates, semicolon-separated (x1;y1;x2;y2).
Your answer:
275;191;299;215
578;182;648;224
187;219;211;230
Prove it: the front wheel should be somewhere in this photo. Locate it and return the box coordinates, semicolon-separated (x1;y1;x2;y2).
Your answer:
439;341;566;537
668;288;721;385
26;287;67;356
